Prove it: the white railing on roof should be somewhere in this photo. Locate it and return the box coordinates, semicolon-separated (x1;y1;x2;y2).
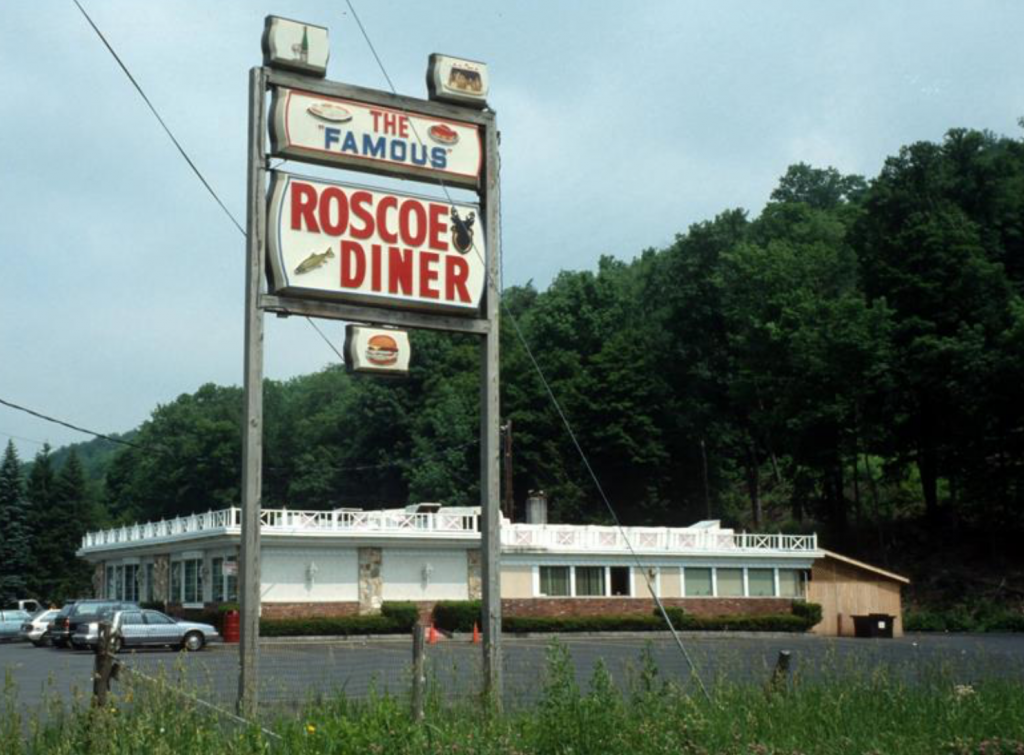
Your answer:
502;525;817;554
80;507;480;551
80;508;815;556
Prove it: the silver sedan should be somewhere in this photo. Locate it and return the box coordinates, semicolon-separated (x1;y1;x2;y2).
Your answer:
19;609;59;646
73;609;220;652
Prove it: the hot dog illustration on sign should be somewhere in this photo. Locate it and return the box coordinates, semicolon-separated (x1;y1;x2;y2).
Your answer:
451;208;475;255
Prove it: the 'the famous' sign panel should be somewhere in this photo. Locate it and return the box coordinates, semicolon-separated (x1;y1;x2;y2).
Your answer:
267;172;486;315
270;88;482;188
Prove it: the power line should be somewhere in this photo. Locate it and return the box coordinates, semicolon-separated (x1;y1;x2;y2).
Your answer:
344;0;711;701
0;396;143;452
72;0;245;237
72;2;347;368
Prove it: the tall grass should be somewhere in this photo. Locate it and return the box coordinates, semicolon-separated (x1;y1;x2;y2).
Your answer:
3;643;1023;754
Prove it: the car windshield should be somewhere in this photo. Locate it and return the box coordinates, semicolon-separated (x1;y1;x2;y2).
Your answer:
56;604;77;618
72;603;112;618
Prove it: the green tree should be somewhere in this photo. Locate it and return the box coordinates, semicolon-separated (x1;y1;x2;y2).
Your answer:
0;441;31;603
25;443;57;599
47;451;95;601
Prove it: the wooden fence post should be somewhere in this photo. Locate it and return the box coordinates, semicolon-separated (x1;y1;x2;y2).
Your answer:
411;623;426;721
92;621;118;708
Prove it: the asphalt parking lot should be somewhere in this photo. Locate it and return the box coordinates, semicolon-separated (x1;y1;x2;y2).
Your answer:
3;632;1023;713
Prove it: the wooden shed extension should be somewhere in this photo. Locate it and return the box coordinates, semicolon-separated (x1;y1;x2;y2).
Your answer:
808;550;910;637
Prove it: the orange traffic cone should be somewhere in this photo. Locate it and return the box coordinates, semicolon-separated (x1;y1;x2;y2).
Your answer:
472;622;481;644
428;623;438;645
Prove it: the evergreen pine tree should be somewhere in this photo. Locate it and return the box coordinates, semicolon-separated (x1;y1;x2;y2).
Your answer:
26;443;57;600
49;451;94;602
0;440;31;603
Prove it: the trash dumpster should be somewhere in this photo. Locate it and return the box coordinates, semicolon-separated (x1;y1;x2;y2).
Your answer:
853;613;894;638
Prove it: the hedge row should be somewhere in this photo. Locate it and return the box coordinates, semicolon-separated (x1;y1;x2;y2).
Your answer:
433;600;482;632
260;602;419;637
432;600;823;634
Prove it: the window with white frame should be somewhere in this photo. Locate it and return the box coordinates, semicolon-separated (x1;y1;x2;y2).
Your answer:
122;563;139;601
539;566;570;596
144;563;154;602
684;567;713;597
778;568;805;598
169;557;204;604
716;568;744;597
106;566;115;599
747;568;776;597
610;566;631;596
212;557;239;602
575;566;605;596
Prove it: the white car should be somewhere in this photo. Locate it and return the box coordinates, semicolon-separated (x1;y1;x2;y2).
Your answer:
73;609;220;652
19;609;59;646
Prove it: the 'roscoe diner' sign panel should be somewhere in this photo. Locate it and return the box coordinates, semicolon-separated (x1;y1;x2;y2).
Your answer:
267;172;486;315
270;87;482;188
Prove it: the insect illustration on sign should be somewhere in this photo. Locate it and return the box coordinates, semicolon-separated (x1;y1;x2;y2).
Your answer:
294;246;335;274
450;208;475;255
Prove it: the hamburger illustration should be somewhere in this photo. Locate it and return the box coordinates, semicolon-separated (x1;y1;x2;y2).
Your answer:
365;334;399;366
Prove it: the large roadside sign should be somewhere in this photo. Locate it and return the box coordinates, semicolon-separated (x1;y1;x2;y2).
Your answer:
269;87;483;188
266;172;486;315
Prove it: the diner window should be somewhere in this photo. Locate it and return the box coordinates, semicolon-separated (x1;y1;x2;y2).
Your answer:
778;569;805;598
183;559;203;603
610;566;631;596
144;563;154;602
748;568;776;597
106;566;115;599
539;566;570;597
113;565;124;599
123;564;139;602
684;567;713;597
717;568;744;597
212;557;238;602
575;566;606;596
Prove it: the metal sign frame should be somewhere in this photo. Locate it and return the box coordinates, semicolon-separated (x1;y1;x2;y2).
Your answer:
240;65;501;714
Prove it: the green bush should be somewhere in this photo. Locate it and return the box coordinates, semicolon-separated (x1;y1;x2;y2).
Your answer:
504;614;667;633
904;603;1024;633
792;600;823;626
659;606;816;632
259;602;418;637
380;601;420;627
260;615;407;637
433;600;481;632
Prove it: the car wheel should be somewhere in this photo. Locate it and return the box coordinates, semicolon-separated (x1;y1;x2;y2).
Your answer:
182;632;204;652
31;640;45;647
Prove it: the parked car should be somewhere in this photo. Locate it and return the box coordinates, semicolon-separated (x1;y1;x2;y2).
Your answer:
15;599;43;615
46;602;78;648
19;609;60;646
51;600;139;649
72;609;220;652
0;609;33;642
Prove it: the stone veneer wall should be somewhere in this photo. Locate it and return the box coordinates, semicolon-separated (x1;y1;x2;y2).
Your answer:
466;549;482;600
358;547;383;615
153;555;170;602
92;563;105;598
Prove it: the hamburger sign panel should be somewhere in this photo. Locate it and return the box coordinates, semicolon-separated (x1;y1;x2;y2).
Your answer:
270;87;482;188
345;325;411;374
267;172;486;315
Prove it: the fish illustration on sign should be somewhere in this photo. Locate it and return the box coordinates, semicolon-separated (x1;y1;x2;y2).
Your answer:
294;246;335;275
450;208;475;255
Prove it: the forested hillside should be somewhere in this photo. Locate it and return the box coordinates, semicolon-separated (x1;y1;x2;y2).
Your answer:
4;125;1023;607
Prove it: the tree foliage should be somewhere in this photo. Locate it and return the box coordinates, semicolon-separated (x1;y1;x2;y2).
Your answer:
36;124;1024;584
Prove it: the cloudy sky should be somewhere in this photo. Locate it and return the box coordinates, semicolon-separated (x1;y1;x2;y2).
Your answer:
1;1;1023;458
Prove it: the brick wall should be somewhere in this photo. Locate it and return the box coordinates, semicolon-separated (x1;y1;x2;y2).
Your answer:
501;597;794;619
261;602;360;619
